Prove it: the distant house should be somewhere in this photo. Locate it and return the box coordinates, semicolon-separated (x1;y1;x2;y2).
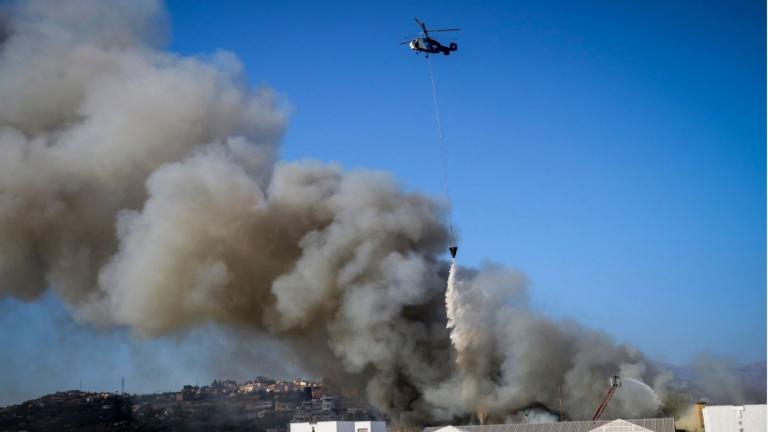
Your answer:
291;420;387;432
703;405;767;432
307;398;324;413
321;397;337;412
276;401;297;412
422;419;676;432
240;382;260;393
245;400;275;411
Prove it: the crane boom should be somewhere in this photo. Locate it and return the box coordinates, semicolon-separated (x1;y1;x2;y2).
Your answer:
592;375;621;421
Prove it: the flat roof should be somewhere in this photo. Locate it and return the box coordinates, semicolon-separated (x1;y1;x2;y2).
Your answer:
423;418;676;432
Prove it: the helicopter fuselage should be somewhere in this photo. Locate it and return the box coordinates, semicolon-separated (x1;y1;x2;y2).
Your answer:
409;37;458;55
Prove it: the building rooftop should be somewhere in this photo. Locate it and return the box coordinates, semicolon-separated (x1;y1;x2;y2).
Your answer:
423;418;676;432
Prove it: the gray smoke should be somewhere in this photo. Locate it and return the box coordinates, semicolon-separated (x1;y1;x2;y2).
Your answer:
428;264;672;423
0;0;754;426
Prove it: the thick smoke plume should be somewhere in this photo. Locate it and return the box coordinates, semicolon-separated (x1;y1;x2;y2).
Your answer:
435;264;672;423
0;0;756;426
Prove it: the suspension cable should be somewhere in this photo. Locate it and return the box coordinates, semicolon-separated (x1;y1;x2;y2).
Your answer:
426;57;453;236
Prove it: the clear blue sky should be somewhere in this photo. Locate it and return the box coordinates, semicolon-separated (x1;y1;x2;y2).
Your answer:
164;0;766;362
1;0;764;404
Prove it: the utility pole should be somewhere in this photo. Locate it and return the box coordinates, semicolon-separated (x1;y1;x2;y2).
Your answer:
121;377;125;395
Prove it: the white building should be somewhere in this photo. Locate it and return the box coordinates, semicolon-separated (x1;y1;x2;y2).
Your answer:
291;421;387;432
703;405;767;432
423;419;675;432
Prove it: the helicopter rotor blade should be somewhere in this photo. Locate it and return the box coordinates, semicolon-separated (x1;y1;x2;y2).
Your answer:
428;28;461;33
414;17;428;34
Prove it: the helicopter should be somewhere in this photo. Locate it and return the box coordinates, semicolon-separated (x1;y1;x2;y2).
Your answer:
401;18;460;56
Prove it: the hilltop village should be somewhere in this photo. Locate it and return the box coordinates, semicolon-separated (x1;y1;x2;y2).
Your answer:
0;376;380;432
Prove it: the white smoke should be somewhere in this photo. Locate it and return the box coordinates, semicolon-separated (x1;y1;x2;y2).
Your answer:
521;409;560;424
